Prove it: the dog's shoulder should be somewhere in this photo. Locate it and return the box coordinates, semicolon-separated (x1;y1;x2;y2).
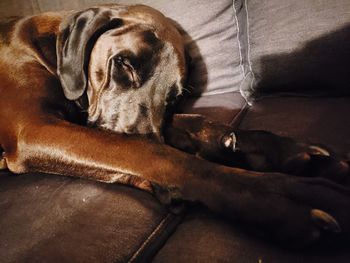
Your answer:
0;11;70;47
0;11;73;78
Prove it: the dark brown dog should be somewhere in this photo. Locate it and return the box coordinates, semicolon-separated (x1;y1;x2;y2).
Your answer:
0;4;349;247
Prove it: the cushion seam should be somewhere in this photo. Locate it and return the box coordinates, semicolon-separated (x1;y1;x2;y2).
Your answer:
230;100;249;127
244;0;255;93
232;0;245;79
127;213;176;263
201;0;246;97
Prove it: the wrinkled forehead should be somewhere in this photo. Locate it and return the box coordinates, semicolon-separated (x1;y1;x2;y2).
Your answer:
119;5;184;51
102;4;186;67
88;5;187;88
88;26;167;90
103;25;162;56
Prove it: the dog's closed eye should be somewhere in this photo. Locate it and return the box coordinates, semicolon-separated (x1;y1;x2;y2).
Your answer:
112;55;141;89
115;56;133;70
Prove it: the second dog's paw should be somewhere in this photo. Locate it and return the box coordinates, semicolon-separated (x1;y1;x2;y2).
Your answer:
308;145;330;156
282;145;349;184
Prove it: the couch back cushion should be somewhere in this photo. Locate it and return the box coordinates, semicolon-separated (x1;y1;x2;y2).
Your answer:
0;0;251;99
3;1;348;102
244;0;350;99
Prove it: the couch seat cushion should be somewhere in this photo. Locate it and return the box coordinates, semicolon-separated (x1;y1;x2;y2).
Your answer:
154;96;350;263
153;207;350;263
239;96;350;157
180;92;248;125
0;172;181;263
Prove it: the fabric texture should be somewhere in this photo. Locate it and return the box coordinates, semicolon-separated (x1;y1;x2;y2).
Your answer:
0;173;182;263
154;96;350;263
154;206;350;263
245;0;350;99
0;0;250;99
239;96;350;158
181;92;248;125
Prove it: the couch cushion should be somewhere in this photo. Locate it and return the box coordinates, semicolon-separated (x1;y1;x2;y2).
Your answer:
0;0;252;98
180;92;248;125
0;172;182;263
153;207;350;263
239;96;350;157
154;96;350;263
244;0;350;99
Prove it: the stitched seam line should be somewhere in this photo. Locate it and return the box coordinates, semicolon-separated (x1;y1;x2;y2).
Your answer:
232;0;245;78
204;1;244;96
127;213;172;263
244;0;253;72
230;100;249;128
238;71;251;98
244;0;255;92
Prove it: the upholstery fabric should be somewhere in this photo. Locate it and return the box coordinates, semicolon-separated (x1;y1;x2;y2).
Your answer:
153;207;350;263
0;0;250;99
245;0;350;99
239;96;350;157
181;92;248;125
0;172;182;263
1;1;350;262
154;97;350;263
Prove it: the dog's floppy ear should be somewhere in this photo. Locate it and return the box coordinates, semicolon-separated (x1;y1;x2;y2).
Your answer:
57;8;124;101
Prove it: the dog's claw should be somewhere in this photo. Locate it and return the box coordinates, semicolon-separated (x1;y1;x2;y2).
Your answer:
221;132;238;152
222;135;233;148
311;209;342;233
308;146;330;156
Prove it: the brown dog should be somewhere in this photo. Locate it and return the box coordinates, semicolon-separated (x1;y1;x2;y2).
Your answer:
0;4;349;247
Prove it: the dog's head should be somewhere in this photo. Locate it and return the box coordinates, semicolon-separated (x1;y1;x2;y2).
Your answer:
57;5;186;138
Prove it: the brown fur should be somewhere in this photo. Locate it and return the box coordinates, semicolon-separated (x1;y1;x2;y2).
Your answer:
1;5;349;248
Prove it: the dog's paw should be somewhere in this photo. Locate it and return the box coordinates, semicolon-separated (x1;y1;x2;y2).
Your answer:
281;145;349;184
212;173;350;248
221;131;349;185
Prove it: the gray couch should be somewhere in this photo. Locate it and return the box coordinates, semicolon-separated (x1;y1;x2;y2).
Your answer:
1;0;350;262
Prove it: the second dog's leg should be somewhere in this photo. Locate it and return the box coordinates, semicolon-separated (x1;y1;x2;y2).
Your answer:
165;114;350;184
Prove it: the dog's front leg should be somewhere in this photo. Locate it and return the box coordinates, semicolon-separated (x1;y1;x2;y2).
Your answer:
3;118;239;199
3;119;350;247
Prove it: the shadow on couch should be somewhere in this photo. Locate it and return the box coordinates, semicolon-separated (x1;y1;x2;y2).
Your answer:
254;23;350;98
